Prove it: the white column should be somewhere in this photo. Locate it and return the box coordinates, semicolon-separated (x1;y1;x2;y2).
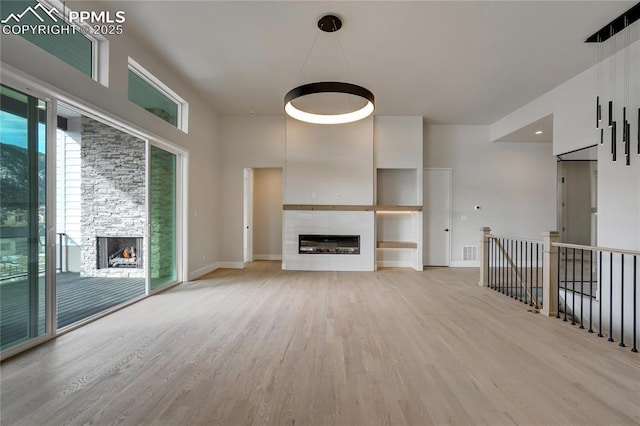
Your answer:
478;227;491;286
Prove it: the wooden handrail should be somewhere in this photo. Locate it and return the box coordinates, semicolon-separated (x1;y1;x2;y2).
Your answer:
489;235;543;245
553;242;640;256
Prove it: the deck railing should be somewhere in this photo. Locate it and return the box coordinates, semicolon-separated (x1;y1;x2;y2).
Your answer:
479;227;638;353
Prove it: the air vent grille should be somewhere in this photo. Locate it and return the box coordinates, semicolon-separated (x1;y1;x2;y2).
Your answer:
462;245;478;261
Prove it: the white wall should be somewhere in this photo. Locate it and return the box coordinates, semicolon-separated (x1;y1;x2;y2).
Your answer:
0;18;221;280
490;38;640;252
489;37;639;341
374;116;423;169
424;125;557;264
219;115;286;265
252;168;283;260
56;118;82;272
285;117;374;205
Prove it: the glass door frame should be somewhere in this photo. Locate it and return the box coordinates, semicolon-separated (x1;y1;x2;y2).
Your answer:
1;69;189;360
0;75;57;360
146;139;187;295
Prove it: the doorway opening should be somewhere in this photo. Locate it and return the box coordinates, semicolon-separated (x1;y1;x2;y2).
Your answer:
243;167;283;265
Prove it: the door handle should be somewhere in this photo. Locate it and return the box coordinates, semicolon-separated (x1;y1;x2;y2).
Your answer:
444;229;449;232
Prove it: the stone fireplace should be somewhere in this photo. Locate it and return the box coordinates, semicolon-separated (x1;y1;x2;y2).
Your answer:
80;116;146;278
97;237;143;269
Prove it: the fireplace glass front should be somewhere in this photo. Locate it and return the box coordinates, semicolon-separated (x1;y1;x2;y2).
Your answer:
298;234;360;255
97;237;143;269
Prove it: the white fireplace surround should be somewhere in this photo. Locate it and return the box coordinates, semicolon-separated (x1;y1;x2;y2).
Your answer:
283;211;375;271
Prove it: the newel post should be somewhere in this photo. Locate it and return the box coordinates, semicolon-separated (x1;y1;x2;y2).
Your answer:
478;227;491;287
541;231;560;317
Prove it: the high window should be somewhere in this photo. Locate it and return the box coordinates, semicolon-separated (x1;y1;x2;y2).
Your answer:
0;1;95;78
128;58;187;131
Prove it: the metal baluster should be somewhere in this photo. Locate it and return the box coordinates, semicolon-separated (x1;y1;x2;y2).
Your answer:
609;252;614;342
512;240;516;298
493;238;497;290
519;241;523;302
510;239;514;298
538;244;551;307
489;238;492;289
564;247;568;322
632;256;637;353
572;248;576;325
589;250;594;333
620;254;625;347
529;242;534;307
523;242;528;304
598;251;603;337
488;238;491;289
580;249;584;329
537;243;541;309
501;239;505;294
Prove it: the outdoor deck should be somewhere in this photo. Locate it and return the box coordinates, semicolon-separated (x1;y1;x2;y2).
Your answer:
1;273;145;347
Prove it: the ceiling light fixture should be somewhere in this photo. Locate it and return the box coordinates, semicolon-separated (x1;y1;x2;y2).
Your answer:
535;130;543;135
284;14;375;125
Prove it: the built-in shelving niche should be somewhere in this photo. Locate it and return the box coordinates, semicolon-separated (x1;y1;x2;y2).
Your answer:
375;168;423;270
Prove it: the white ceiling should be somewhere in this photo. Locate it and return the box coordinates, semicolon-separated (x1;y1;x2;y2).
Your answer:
495;114;553;143
95;1;638;125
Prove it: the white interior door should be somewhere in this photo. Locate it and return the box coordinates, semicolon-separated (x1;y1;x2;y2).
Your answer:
243;168;253;263
423;169;451;266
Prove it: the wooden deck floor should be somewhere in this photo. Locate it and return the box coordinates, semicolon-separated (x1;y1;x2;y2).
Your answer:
1;273;145;347
1;261;638;425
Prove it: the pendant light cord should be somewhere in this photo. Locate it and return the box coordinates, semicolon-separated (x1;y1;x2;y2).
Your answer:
295;30;322;84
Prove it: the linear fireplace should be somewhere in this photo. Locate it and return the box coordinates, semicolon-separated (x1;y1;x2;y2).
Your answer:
299;234;360;255
97;237;143;269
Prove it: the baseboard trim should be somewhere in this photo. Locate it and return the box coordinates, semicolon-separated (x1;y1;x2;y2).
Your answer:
189;262;221;281
219;261;245;269
253;254;283;261
450;260;480;267
377;260;415;268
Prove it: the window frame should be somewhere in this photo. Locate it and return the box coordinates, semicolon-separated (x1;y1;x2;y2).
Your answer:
127;58;188;132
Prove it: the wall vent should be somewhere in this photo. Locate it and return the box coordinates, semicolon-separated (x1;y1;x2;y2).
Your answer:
462;245;478;261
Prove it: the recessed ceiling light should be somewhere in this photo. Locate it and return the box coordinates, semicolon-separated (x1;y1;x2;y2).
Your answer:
535;130;543;135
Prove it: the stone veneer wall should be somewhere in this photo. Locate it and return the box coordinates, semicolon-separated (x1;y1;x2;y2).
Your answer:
80;116;146;277
149;146;176;286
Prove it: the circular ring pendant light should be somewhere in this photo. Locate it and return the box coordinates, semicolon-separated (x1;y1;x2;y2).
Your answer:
284;15;375;125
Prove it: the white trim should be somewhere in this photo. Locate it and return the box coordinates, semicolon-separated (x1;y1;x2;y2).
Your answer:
254;254;282;261
377;260;415;268
37;0;105;83
127;57;188;133
0;65;191;358
188;262;221;281
1;334;52;362
219;262;245;269
46;96;58;335
450;260;480;267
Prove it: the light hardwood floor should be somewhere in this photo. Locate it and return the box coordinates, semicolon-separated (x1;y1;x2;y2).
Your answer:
1;261;638;425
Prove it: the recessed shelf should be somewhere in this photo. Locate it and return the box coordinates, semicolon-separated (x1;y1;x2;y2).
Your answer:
377;241;418;249
282;204;421;212
283;204;375;211
375;205;422;212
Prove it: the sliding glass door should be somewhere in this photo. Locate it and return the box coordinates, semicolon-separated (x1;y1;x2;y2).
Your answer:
0;85;48;350
149;145;178;290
